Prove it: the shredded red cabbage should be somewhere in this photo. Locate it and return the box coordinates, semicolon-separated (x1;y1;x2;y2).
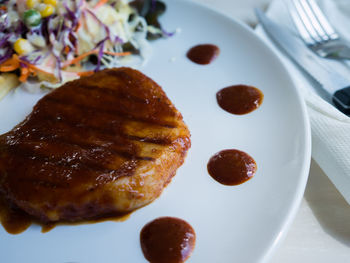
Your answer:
94;36;109;72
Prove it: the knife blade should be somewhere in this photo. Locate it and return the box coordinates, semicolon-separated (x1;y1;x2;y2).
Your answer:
255;8;350;114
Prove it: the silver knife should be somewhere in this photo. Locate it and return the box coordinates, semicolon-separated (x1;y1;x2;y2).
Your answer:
255;9;350;114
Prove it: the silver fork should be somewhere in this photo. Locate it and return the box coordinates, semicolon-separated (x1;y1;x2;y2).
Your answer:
288;0;350;60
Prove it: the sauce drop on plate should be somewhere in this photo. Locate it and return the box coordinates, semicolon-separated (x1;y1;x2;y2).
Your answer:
216;85;263;115
207;149;257;186
187;44;220;65
140;217;196;263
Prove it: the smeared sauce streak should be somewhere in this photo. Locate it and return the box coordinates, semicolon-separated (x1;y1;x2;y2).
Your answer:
140;217;196;263
207;149;257;186
187;44;220;65
0;192;131;234
40;213;131;233
0;194;31;234
216;85;263;115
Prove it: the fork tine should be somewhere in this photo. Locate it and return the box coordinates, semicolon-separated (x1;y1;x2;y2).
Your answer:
295;0;327;42
286;0;349;59
307;0;338;40
289;1;315;45
289;0;320;44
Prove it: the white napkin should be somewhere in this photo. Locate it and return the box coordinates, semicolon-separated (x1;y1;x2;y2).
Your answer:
256;0;350;204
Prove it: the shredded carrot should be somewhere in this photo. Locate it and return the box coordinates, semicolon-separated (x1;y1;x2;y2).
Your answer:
31;70;37;77
103;51;132;57
0;64;19;72
0;54;56;82
14;57;56;82
76;71;95;77
82;12;89;31
75;20;82;32
62;50;97;68
0;55;20;72
64;46;70;54
19;67;29;82
62;50;131;68
0;6;7;11
81;12;101;41
95;0;108;8
26;64;55;77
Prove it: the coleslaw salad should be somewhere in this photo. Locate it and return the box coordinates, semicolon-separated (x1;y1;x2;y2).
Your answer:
0;0;168;96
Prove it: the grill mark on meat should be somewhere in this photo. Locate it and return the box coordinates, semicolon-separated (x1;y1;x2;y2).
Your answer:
26;109;175;146
125;135;173;145
76;84;150;104
5;145;130;174
9;136;155;162
6;124;156;162
4;152;138;188
44;93;177;129
4;121;155;175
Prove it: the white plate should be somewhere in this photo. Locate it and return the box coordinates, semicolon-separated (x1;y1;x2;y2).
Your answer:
0;1;311;262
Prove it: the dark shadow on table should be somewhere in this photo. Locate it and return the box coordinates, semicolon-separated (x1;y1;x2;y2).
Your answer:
304;159;350;246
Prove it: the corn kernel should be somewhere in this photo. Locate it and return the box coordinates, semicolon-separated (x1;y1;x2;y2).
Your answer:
26;0;39;9
43;0;57;7
13;39;34;55
39;4;54;18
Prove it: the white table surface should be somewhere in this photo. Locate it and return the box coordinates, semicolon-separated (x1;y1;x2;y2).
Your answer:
192;0;350;262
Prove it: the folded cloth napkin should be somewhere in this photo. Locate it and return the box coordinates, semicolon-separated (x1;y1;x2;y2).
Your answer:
256;0;350;204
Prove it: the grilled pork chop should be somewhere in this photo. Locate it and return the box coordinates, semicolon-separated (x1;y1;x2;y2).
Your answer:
0;68;190;222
